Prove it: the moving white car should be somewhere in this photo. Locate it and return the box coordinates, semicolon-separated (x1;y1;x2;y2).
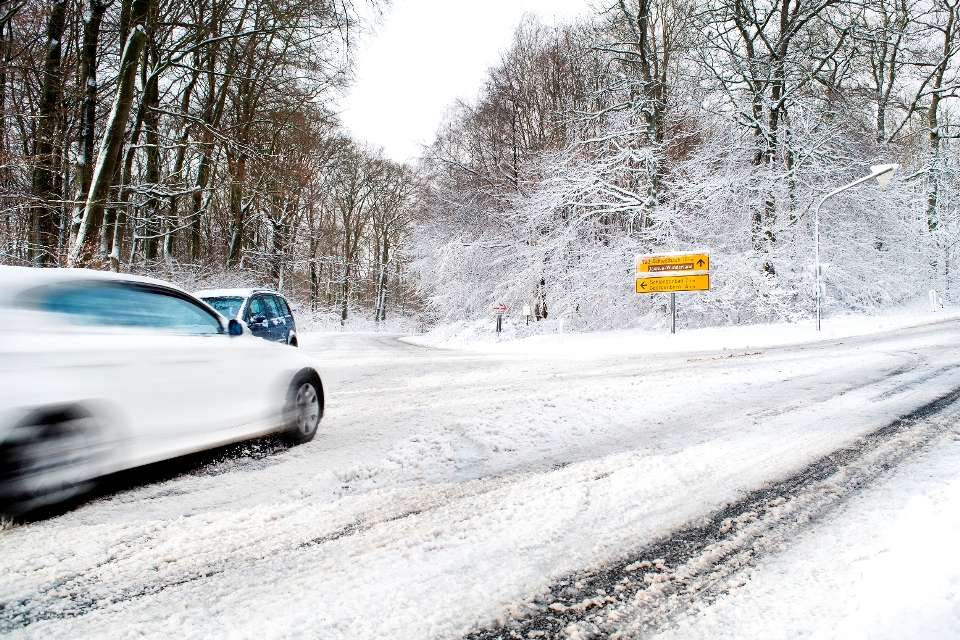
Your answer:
0;267;324;516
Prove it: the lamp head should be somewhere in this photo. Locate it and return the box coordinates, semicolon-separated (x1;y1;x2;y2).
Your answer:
870;163;899;187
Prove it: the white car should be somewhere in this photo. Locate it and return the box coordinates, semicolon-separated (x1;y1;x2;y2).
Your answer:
0;267;324;516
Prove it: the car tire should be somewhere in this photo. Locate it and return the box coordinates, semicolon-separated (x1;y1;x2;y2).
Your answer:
283;372;322;444
287;334;298;347
0;408;105;518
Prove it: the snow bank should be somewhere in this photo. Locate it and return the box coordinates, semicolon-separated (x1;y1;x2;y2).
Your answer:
652;432;960;640
404;305;960;357
296;311;421;334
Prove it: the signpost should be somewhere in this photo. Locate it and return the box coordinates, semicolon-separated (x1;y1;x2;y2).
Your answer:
635;251;711;334
493;303;507;335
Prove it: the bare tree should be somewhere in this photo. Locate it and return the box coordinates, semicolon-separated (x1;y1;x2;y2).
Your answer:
69;0;149;267
28;0;67;265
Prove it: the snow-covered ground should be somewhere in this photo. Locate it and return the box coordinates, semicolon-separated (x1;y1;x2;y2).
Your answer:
406;306;960;357
2;316;960;638
651;429;960;640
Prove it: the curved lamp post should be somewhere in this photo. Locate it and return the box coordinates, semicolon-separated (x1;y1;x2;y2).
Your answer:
814;163;899;331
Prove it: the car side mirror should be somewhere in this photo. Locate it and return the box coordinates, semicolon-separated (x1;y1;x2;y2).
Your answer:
228;318;244;336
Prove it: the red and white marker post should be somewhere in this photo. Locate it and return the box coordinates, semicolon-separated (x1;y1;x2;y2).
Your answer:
493;303;507;335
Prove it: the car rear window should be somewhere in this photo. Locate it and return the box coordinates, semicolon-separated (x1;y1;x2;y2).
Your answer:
203;296;245;319
274;295;292;316
24;282;223;335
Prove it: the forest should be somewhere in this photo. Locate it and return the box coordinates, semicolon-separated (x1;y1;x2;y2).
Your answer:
0;0;419;323
419;0;960;329
2;0;959;329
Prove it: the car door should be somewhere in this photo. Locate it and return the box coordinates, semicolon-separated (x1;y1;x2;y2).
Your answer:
269;295;293;342
261;295;285;342
13;281;271;464
244;294;272;340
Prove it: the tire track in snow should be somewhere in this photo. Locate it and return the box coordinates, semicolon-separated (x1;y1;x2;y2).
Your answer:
463;384;960;640
0;472;519;632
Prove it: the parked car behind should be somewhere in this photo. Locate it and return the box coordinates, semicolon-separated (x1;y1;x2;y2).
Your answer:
195;288;299;346
0;268;324;517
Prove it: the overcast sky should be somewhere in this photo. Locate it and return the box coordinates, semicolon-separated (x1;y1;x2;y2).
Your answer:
340;0;593;163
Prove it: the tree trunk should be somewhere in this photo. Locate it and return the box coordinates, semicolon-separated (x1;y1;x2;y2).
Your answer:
69;0;107;248
142;47;161;261
926;93;941;233
69;26;147;267
164;68;198;261
29;0;67;266
375;235;389;322
340;259;351;325
190;150;211;259
226;150;246;266
101;0;150;256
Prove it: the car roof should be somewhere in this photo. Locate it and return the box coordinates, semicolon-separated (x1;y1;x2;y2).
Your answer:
194;288;282;299
0;266;189;305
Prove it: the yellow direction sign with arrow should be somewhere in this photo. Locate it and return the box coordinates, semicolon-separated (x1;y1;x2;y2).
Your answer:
635;274;710;294
634;251;711;333
636;252;710;273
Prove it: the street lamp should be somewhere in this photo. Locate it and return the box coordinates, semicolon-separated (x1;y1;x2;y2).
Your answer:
814;163;898;331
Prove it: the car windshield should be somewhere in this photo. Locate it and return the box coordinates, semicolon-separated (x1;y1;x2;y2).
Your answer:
202;296;244;319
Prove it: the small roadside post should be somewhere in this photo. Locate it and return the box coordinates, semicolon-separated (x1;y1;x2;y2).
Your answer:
635;252;711;334
670;291;676;334
493;302;507;335
522;304;532;325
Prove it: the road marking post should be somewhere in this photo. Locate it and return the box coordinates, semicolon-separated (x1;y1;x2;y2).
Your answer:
493;303;507;336
670;292;676;335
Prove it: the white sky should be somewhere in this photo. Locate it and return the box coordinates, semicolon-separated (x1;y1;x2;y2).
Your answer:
340;0;593;163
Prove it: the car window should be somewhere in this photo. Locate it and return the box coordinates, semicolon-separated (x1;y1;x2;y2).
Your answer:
262;296;282;319
274;296;291;317
203;296;243;318
247;295;266;319
26;282;223;335
202;296;244;319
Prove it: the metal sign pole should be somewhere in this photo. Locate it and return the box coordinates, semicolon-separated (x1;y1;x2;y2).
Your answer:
670;292;676;335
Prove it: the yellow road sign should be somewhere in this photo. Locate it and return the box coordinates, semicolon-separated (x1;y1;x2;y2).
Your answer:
635;274;710;294
637;252;710;273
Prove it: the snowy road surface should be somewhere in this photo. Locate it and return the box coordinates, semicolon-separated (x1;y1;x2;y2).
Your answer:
2;320;960;638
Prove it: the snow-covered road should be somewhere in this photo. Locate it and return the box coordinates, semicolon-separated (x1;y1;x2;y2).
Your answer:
3;320;960;638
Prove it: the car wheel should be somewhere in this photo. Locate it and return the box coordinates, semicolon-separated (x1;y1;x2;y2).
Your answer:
0;408;105;517
287;334;298;347
284;374;322;444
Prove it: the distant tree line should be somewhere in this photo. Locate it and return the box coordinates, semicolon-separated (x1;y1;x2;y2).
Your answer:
0;0;421;323
417;1;960;329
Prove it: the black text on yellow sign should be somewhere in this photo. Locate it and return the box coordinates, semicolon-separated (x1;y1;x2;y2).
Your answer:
635;274;710;294
636;253;710;273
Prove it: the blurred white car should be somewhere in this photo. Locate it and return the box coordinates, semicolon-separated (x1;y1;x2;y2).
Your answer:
0;267;324;516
